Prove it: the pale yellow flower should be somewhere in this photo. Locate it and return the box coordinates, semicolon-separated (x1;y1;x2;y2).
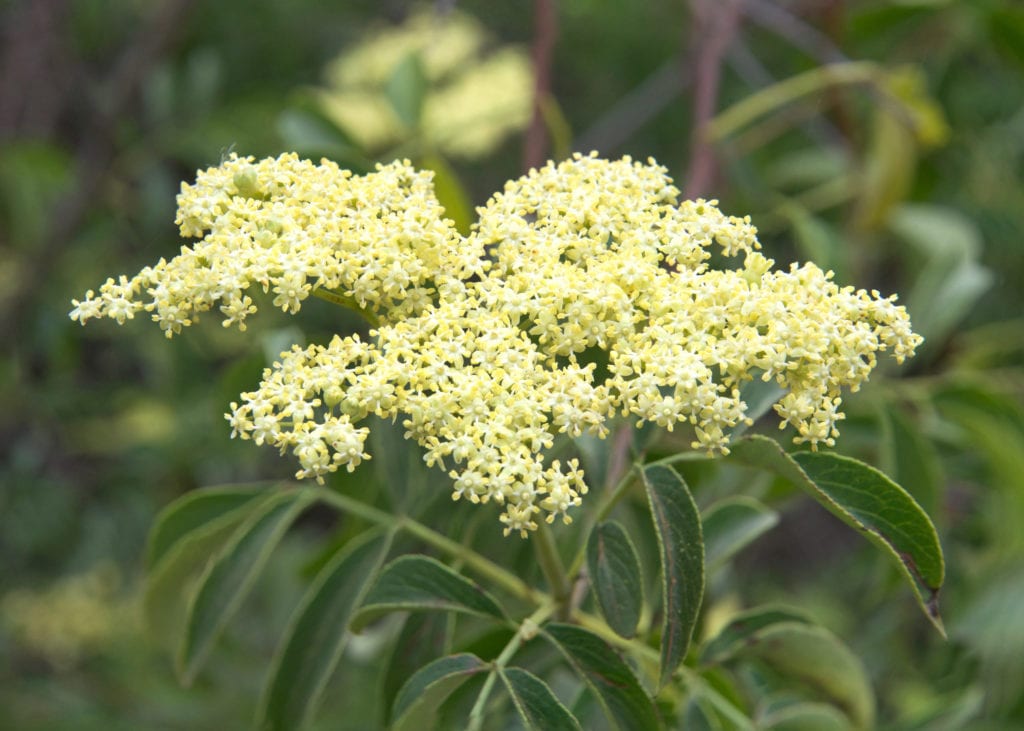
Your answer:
72;153;922;535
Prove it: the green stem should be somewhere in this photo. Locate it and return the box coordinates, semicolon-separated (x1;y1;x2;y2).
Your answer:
467;601;556;731
312;487;540;602
311;287;380;327
533;522;571;618
708;61;880;142
644;451;712;468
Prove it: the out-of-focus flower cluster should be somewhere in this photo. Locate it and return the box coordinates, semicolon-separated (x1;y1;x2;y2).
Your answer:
2;564;135;669
315;7;532;158
71;153;922;535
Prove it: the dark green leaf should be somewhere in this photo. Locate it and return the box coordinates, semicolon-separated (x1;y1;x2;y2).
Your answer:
544;623;659;731
382;613;453;724
146;485;266;568
391;653;488;731
587;521;644;638
728;436;945;633
641;464;705;688
702;497;779;570
354;555;504;628
258;530;393;731
701;606;812;666
734;622;874;730
178;489;313;684
385;53;427;129
501;666;581;731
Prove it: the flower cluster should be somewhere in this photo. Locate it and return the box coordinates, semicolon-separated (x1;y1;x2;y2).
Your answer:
71;154;480;336
315;7;532;158
72;153;922;535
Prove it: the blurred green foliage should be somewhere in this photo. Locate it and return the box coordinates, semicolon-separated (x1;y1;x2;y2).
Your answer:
2;0;1022;728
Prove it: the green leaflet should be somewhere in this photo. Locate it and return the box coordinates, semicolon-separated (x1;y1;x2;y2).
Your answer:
177;489;314;684
420;154;473;236
586;521;644;638
702;496;779;570
642;464;705;688
382;613;453;724
729;435;945;633
500;666;581;731
701;605;813;666
544;623;659;731
732;622;875;730
258;530;393;731
683;694;726;731
391;653;488;731
353;554;505;628
144;488;271;649
761;701;853;731
386;52;427;129
880;404;941;517
146;485;267;569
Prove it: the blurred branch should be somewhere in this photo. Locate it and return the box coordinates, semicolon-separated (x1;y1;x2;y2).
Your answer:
523;0;558;171
683;0;742;199
727;40;840;148
1;0;196;340
0;0;71;141
742;0;849;65
573;56;689;154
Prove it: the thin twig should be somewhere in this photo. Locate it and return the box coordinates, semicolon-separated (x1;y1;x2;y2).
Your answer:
683;0;742;199
523;0;558;171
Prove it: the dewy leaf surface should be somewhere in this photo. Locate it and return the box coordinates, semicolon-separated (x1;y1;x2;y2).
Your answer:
642;464;705;688
354;554;504;628
544;623;659;731
501;666;582;731
729;435;945;633
258;530;392;731
586;521;643;638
